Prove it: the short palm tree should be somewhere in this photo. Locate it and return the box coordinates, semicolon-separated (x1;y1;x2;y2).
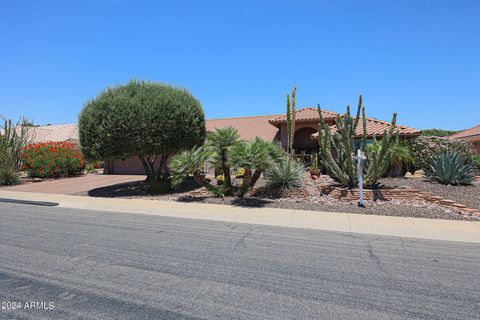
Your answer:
205;127;240;194
229;138;284;197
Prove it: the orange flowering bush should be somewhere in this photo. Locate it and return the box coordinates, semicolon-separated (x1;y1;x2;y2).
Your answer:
21;142;84;178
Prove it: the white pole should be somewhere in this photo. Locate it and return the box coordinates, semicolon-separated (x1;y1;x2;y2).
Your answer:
357;149;366;208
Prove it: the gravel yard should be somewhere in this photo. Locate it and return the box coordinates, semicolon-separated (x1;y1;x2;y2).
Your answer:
380;177;480;210
78;176;479;221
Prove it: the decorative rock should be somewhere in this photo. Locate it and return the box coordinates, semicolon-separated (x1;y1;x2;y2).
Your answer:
413;170;425;178
405;172;414;178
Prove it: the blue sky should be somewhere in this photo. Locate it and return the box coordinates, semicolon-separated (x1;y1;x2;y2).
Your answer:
1;0;479;130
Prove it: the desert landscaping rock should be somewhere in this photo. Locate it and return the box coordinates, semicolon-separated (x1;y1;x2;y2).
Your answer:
78;176;479;221
380;177;480;210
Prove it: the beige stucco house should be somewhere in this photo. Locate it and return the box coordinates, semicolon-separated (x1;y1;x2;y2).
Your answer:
450;124;480;154
27;107;421;174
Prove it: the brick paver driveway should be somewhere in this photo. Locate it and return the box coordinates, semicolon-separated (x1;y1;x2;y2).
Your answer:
0;174;145;195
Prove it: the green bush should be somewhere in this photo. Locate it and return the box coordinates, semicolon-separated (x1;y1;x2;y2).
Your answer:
169;146;210;188
85;162;97;173
0;116;31;185
367;140;414;176
22;142;84;178
78;80;206;185
424;151;475;185
421;128;459;137
472;155;480;174
0;166;21;185
265;159;306;190
409;136;473;170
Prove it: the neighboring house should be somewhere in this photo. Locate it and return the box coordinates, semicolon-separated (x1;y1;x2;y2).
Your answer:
26;124;80;148
26;107;421;174
450;124;480;154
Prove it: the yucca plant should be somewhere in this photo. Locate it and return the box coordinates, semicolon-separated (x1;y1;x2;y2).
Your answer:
265;158;306;190
229;138;284;197
205;127;240;194
424;151;475;185
0;116;32;185
0;166;21;185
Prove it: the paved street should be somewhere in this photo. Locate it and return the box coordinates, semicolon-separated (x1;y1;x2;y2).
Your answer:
0;203;479;320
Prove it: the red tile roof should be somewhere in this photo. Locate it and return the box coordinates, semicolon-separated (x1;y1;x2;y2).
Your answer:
206;114;281;141
312;117;421;139
269;107;338;125
450;124;480;140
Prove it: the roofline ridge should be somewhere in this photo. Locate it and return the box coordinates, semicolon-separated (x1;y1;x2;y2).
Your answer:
207;113;283;121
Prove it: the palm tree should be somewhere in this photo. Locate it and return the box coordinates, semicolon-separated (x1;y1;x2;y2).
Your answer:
205;127;240;194
229;138;284;197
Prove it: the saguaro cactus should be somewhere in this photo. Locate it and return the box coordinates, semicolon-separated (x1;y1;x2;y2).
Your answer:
290;86;297;155
317;95;397;188
286;94;292;154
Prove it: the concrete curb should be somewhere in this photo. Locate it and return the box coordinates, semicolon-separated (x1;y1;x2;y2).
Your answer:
0;198;59;207
1;190;479;243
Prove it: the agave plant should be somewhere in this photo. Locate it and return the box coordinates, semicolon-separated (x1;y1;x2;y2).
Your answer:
169;146;210;188
424;151;475;185
265;158;306;190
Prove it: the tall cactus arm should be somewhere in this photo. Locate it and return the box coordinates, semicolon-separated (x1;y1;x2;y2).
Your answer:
361;107;367;152
318;129;348;185
286;94;291;153
352;95;363;133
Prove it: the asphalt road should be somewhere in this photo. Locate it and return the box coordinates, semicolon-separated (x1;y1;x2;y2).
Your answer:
0;203;479;320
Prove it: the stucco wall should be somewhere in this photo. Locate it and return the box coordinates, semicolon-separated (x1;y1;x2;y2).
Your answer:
105;156;166;175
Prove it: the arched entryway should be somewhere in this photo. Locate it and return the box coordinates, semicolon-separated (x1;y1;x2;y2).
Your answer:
293;127;318;155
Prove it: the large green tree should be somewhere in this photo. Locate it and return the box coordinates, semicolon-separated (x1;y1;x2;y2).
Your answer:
78;80;206;184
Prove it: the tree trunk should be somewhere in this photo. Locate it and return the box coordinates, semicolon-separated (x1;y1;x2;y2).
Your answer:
250;170;262;188
221;150;232;195
236;168;252;198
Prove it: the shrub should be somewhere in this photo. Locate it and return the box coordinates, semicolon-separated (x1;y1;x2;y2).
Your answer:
169;146;210;188
85;162;97;173
367;140;414;176
0;116;32;185
0;166;21;185
235;168;245;178
473;155;480;172
22;142;84;178
78;80;206;185
265;159;306;190
215;175;224;184
421;128;459;137
424;151;475;185
410;136;473;170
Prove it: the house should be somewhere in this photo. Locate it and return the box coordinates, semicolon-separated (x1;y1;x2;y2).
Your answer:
450;124;480;154
26;107;421;174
